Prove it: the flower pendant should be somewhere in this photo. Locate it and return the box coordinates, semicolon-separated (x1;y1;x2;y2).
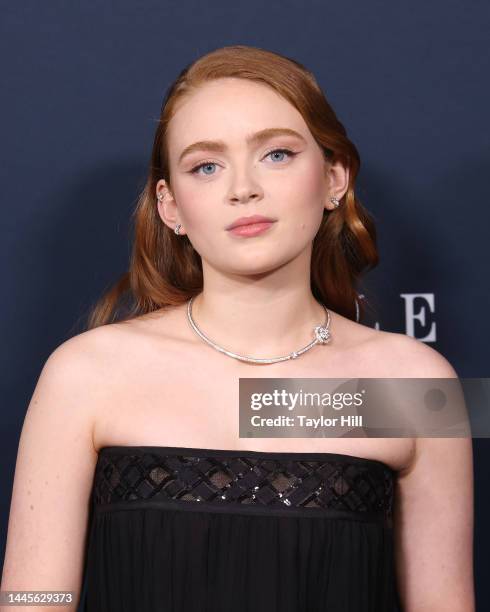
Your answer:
314;325;331;344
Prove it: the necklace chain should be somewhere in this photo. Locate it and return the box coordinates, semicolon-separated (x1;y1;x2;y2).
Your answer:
186;296;332;364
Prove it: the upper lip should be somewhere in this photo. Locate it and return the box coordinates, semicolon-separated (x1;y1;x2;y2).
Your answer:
226;215;277;230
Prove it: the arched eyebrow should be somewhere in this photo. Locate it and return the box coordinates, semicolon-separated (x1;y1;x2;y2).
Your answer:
177;127;307;164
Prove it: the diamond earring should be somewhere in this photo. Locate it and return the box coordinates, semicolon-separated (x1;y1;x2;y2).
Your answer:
330;196;340;208
157;192;182;235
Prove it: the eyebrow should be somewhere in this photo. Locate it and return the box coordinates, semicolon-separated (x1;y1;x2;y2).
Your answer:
177;127;307;164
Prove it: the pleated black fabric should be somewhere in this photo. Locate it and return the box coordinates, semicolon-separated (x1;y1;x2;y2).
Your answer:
79;446;400;611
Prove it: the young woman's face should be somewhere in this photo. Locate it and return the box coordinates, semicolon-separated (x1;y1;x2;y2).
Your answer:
158;77;342;276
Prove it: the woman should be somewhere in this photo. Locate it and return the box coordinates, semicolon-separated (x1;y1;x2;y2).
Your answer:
1;45;474;611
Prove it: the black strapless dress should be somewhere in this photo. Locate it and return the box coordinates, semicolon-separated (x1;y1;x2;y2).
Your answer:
78;446;400;611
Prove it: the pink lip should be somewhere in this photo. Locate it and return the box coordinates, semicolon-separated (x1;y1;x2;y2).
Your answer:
226;215;276;230
228;221;275;237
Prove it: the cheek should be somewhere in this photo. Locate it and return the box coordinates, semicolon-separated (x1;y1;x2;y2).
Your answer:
277;163;327;229
171;181;219;228
297;162;327;202
276;155;325;199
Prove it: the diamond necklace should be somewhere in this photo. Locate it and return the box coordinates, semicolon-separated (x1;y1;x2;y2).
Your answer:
186;295;332;365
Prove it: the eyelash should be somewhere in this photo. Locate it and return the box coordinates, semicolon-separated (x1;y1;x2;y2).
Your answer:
189;148;298;175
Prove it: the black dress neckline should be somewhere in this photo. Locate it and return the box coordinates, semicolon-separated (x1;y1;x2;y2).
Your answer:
82;444;399;609
96;444;395;472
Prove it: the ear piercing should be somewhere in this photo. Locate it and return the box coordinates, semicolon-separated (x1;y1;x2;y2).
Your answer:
157;192;183;235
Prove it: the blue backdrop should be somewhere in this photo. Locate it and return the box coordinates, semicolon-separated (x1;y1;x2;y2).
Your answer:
1;0;488;607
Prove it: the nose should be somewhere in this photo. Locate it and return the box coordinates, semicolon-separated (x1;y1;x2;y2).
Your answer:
227;166;264;205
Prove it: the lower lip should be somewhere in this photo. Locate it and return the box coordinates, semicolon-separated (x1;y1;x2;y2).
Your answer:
228;221;275;237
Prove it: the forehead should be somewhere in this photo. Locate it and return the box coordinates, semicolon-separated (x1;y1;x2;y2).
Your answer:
166;78;311;149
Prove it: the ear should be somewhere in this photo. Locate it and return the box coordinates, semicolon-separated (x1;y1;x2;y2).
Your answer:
155;179;184;234
324;158;350;211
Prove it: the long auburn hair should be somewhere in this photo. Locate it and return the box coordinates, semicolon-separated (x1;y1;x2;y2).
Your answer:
85;45;378;330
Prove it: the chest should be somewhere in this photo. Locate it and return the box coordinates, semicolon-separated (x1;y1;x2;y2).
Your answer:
93;341;414;471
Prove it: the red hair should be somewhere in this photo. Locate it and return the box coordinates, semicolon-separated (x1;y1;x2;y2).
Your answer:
85;45;378;329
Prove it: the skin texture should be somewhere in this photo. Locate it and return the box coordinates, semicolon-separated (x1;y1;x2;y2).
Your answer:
0;77;475;611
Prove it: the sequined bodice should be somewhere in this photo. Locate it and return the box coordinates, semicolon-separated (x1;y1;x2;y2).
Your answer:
92;446;394;525
83;446;399;610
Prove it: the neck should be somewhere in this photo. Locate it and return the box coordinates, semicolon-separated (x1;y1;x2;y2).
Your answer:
189;288;328;359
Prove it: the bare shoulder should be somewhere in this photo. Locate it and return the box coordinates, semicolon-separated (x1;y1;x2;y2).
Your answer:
328;309;458;378
363;327;459;378
41;327;118;396
1;316;172;596
0;317;148;597
37;323;127;405
44;307;188;400
387;334;474;607
50;306;179;366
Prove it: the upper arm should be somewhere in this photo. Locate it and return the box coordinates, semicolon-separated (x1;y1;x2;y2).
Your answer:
392;336;475;611
1;336;101;610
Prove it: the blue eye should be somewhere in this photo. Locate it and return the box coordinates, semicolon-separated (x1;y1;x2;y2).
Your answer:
190;161;216;175
266;148;295;162
189;148;297;176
